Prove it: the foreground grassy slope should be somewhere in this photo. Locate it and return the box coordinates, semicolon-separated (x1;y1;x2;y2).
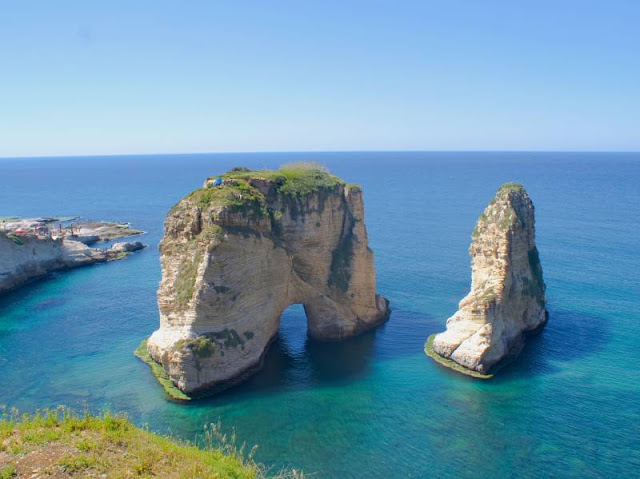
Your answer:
0;409;302;478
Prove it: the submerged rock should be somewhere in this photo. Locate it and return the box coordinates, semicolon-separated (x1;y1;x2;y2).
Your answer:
429;182;547;375
146;165;389;395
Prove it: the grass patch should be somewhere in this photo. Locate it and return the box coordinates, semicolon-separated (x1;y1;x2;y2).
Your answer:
173;164;352;230
0;465;15;479
0;408;306;478
210;163;345;198
186;180;266;218
277;164;343;197
497;182;525;194
173;250;202;307
134;339;192;401
424;334;493;379
185;336;216;358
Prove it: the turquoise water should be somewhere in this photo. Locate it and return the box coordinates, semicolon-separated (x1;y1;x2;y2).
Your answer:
1;152;639;478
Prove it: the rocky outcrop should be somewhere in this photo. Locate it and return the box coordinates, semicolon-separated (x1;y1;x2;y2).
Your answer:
146;165;389;395
429;182;547;375
0;224;146;294
111;241;145;254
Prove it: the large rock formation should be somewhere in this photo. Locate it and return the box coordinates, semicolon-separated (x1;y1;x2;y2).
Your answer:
147;165;389;395
429;182;547;375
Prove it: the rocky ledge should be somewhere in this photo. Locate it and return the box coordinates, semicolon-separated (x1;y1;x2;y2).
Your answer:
0;218;146;294
145;163;389;396
427;182;548;376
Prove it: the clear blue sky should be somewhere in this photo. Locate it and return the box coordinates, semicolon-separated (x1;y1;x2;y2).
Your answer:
1;1;639;157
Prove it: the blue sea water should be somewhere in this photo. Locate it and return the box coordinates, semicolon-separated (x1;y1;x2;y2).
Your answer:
0;152;639;478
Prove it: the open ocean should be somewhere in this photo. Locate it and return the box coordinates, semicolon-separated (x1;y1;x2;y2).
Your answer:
0;152;638;478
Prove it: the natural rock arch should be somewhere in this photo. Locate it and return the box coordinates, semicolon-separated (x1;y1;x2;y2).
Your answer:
146;165;389;395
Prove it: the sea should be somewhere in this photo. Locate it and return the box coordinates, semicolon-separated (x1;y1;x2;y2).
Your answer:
0;152;638;478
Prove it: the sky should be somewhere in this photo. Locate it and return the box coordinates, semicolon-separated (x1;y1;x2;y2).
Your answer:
1;0;639;157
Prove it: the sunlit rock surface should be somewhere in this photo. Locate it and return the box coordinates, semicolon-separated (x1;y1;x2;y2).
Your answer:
431;183;547;375
147;165;389;394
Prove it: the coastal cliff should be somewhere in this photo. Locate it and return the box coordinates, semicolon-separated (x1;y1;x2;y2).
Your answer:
146;164;389;395
428;183;547;376
0;219;145;294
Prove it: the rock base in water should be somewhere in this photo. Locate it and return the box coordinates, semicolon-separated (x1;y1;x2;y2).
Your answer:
429;182;548;376
146;164;389;395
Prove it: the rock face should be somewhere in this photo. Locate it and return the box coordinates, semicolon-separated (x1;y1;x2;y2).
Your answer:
0;227;146;294
111;241;145;253
431;183;547;375
147;166;389;394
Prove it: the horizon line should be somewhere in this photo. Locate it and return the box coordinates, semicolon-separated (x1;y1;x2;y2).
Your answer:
1;148;640;161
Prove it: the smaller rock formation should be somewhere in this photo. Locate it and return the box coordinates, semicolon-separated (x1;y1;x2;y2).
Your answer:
0;218;146;294
111;241;145;254
428;183;547;376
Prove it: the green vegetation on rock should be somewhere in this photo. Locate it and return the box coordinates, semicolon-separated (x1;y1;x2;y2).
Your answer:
424;334;493;379
171;163;356;236
186;336;216;358
499;208;515;229
497;182;525;194
215;161;344;197
173;251;202;307
134;339;192;401
0;407;304;478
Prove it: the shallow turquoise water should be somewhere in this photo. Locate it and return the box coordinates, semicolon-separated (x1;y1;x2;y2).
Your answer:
1;152;639;477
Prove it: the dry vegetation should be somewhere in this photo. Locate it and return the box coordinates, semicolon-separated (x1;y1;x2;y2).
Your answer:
0;408;304;478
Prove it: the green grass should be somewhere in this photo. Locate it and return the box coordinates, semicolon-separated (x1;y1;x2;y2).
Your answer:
424;334;493;379
171;164;351;231
210;163;345;197
0;408;263;478
134;339;193;401
185;336;216;358
173;250;202;307
497;182;525;194
0;465;15;479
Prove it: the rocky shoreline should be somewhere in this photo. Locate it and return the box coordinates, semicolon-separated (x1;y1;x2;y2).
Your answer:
0;217;146;294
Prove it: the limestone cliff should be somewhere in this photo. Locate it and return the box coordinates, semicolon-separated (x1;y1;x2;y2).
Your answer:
0;223;146;294
147;165;389;395
429;182;547;375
